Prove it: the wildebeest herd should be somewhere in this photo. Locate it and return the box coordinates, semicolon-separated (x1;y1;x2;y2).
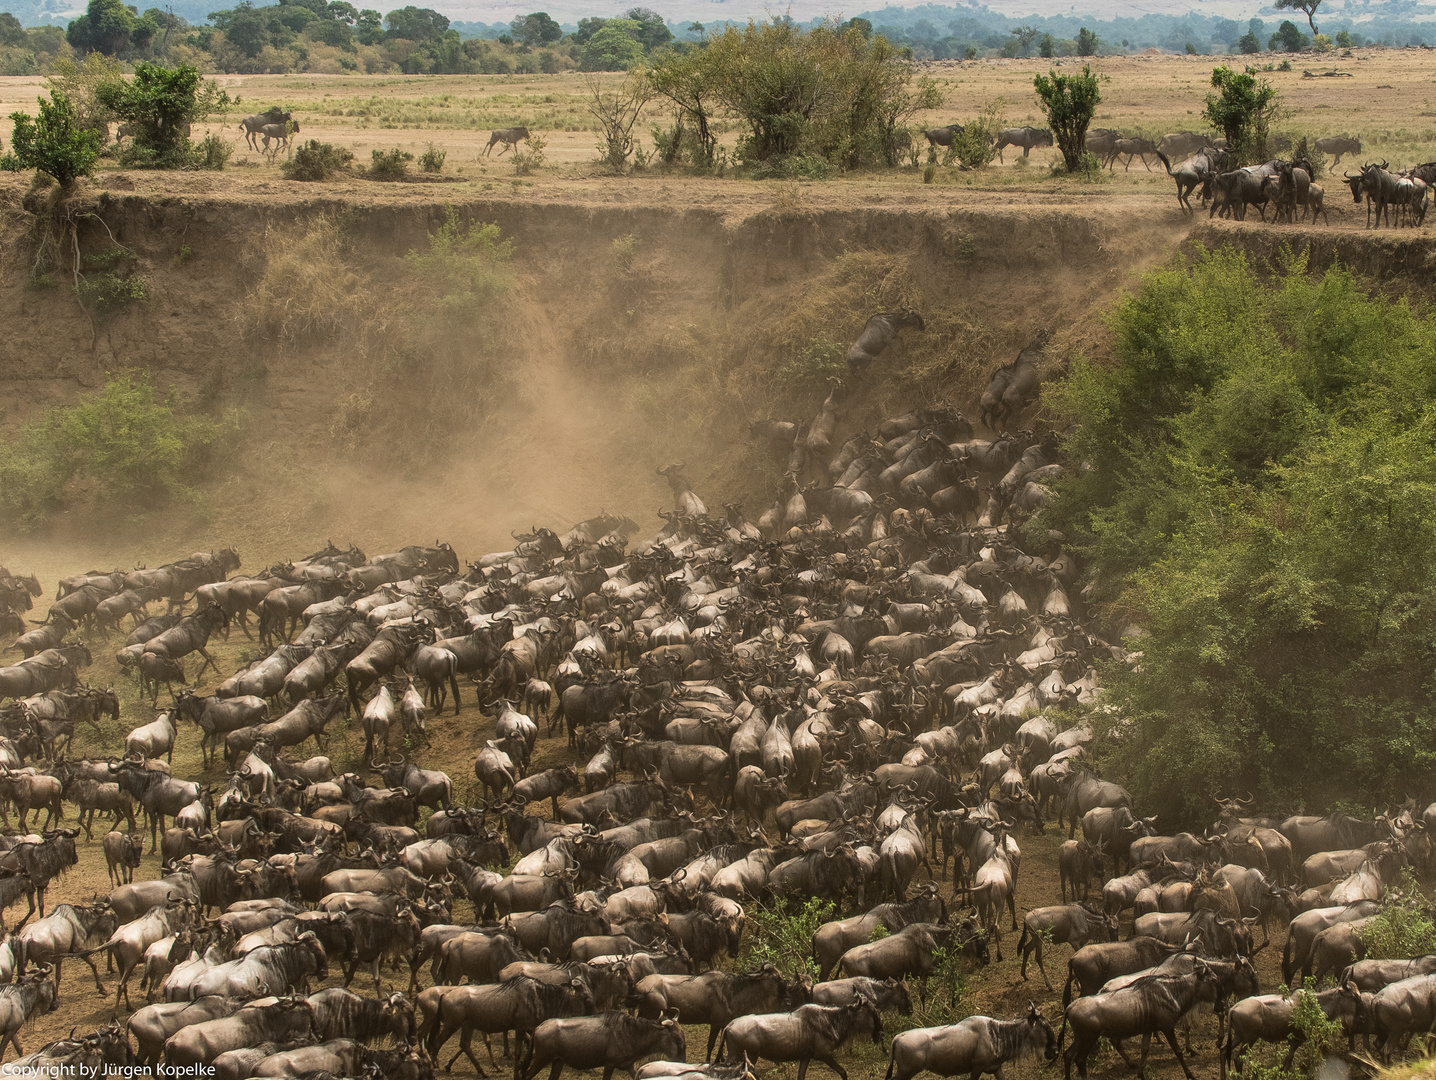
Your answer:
0;337;1434;1080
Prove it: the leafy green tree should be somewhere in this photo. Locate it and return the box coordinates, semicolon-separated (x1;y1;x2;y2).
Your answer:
580;19;644;70
648;42;719;163
1335;29;1352;47
1010;24;1037;55
574;15;604;43
67;0;156;55
97;60;227;165
1276;0;1320;35
510;10;559;45
624;6;670;50
384;4;445;41
47;51;126;135
842;17;871;39
1033;63;1103;172
209;2;269;56
1045;247;1436;827
354;7;380;41
0;89;102;187
1076;26;1098;55
327;1;356;22
1239;30;1261;53
0;12;25;45
1203;64;1279;163
307;18;350;45
1038;32;1055;57
1270;20;1308;51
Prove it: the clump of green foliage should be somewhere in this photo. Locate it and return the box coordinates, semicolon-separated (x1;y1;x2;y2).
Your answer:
510;133;546;175
1360;871;1436;959
1237;979;1344;1080
368;147;413;179
943;100;1004;169
281;139;354;181
76;270;148;313
404;207;514;309
0;372;238;531
1033;64;1106;173
193;132;233;170
649;17;939;174
1045;245;1436;828
417;142;446;172
0;90;102;188
1204;65;1281;165
97;61;230;169
739;897;834;980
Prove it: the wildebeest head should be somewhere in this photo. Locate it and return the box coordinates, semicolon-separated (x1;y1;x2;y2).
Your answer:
1024;1001;1059;1061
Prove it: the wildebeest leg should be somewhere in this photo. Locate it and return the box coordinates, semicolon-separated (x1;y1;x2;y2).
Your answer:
1108;1038;1135;1069
1163;1027;1198;1080
707;1024;724;1061
450;672;462;715
446;1024;488;1076
81;952;105;993
814;1054;848;1080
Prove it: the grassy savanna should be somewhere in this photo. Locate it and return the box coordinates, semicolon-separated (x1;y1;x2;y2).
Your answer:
1;48;1432;173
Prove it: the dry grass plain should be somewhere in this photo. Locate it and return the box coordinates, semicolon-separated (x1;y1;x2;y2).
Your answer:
0;48;1433;189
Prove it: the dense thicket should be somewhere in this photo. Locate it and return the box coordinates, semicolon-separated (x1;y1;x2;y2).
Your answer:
1046;247;1436;827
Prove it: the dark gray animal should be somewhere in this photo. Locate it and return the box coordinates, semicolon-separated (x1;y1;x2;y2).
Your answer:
485;127;530;157
1314;135;1361;165
995;127;1052;162
979;331;1051;432
846;311;925;375
886;1004;1058;1080
240;110;292;150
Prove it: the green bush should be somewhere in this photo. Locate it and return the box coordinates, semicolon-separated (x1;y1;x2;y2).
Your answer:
404;207;514;309
417;142;446;172
193;132;233;170
943;100;1003;169
1033;64;1105;173
281;139;354;181
511;133;546;175
738;897;834;980
1359;871;1436;959
0;90;102;188
1204;65;1281;165
76;271;147;313
0;372;238;531
1044;246;1436;827
97;61;229;169
1237;979;1344;1080
368;147;413;179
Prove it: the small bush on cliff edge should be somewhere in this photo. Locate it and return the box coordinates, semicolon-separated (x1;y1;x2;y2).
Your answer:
0;89;101;189
281;139;354;181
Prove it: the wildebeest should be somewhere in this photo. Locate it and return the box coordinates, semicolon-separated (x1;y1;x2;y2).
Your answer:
485;127;531;157
521;1012;686;1080
103;830;144;886
1156;147;1228;213
1158;131;1212;160
1315;135;1361;166
885;1004;1057;1080
0;970;58;1063
1061;967;1217;1080
718;1000;883;1080
1015;904;1118;990
994;127;1052;163
1222;983;1365;1077
260;121;298;151
423;974;594;1073
240;109;293;150
1107;137;1159;172
923;125;963;148
846;311;925;376
632;964;804;1059
978;330;1051;432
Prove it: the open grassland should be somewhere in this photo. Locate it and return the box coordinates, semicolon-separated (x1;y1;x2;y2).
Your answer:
1;48;1433;173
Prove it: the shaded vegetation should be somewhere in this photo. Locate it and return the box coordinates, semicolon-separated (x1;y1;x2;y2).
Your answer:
1045;246;1436;827
0;372;239;530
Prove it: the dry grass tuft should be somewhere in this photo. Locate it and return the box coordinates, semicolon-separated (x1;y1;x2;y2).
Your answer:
240;216;364;345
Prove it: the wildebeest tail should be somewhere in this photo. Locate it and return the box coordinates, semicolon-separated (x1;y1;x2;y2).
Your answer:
884;1039;898;1080
1062;961;1076;1010
1156;149;1174;176
1281;927;1294;984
